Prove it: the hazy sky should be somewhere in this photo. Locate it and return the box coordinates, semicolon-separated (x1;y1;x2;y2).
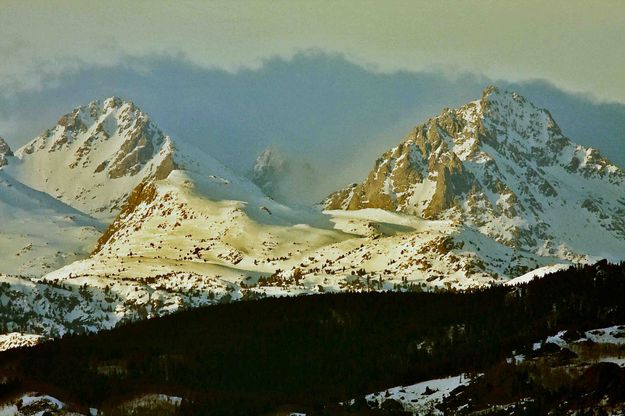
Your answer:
2;0;625;102
1;1;624;204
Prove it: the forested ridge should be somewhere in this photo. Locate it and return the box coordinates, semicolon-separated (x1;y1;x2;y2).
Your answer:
1;261;624;414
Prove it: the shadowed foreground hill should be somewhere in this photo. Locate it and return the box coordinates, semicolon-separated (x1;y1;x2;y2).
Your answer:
0;261;624;414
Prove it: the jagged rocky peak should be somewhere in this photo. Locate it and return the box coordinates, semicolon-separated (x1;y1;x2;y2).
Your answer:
0;137;12;167
5;97;180;220
15;96;175;180
251;145;287;197
326;86;625;257
478;85;565;146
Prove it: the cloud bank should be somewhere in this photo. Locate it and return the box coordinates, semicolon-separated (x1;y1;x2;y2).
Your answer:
1;53;623;205
2;1;625;102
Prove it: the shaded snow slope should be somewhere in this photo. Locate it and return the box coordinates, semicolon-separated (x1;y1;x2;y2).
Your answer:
0;170;102;276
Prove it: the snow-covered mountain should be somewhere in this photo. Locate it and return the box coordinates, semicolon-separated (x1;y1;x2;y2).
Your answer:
2;87;624;344
326;86;625;264
3;97;179;221
0;97;191;276
0;136;357;341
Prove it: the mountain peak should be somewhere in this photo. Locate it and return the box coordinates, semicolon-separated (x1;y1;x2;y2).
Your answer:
84;96;138;115
7;97;178;219
480;85;533;114
472;86;565;147
326;87;625;262
19;95;166;164
102;96;125;110
49;96;149;141
480;84;528;102
481;84;500;97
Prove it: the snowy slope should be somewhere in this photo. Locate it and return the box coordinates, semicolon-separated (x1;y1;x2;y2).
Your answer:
0;197;561;341
504;263;570;286
0;164;533;340
3;97;179;221
0;170;102;276
350;324;625;414
47;162;548;298
357;373;477;415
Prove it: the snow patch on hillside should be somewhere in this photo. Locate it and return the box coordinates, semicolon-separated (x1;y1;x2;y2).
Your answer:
357;374;476;415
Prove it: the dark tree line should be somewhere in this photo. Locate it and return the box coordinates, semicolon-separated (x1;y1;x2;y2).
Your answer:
0;260;623;414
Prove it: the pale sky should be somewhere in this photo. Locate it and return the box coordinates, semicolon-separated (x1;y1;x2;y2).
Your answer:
1;0;625;103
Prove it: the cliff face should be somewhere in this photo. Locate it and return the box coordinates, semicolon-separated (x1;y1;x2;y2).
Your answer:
326;86;625;255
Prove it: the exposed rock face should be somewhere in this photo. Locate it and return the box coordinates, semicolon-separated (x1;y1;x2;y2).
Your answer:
0;137;12;167
4;97;179;220
107;104;162;179
326;86;625;258
93;181;157;253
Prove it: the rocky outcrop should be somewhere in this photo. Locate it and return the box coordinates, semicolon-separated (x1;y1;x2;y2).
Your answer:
108;119;158;179
93;181;157;253
249;145;317;204
0;137;12;167
250;145;287;198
